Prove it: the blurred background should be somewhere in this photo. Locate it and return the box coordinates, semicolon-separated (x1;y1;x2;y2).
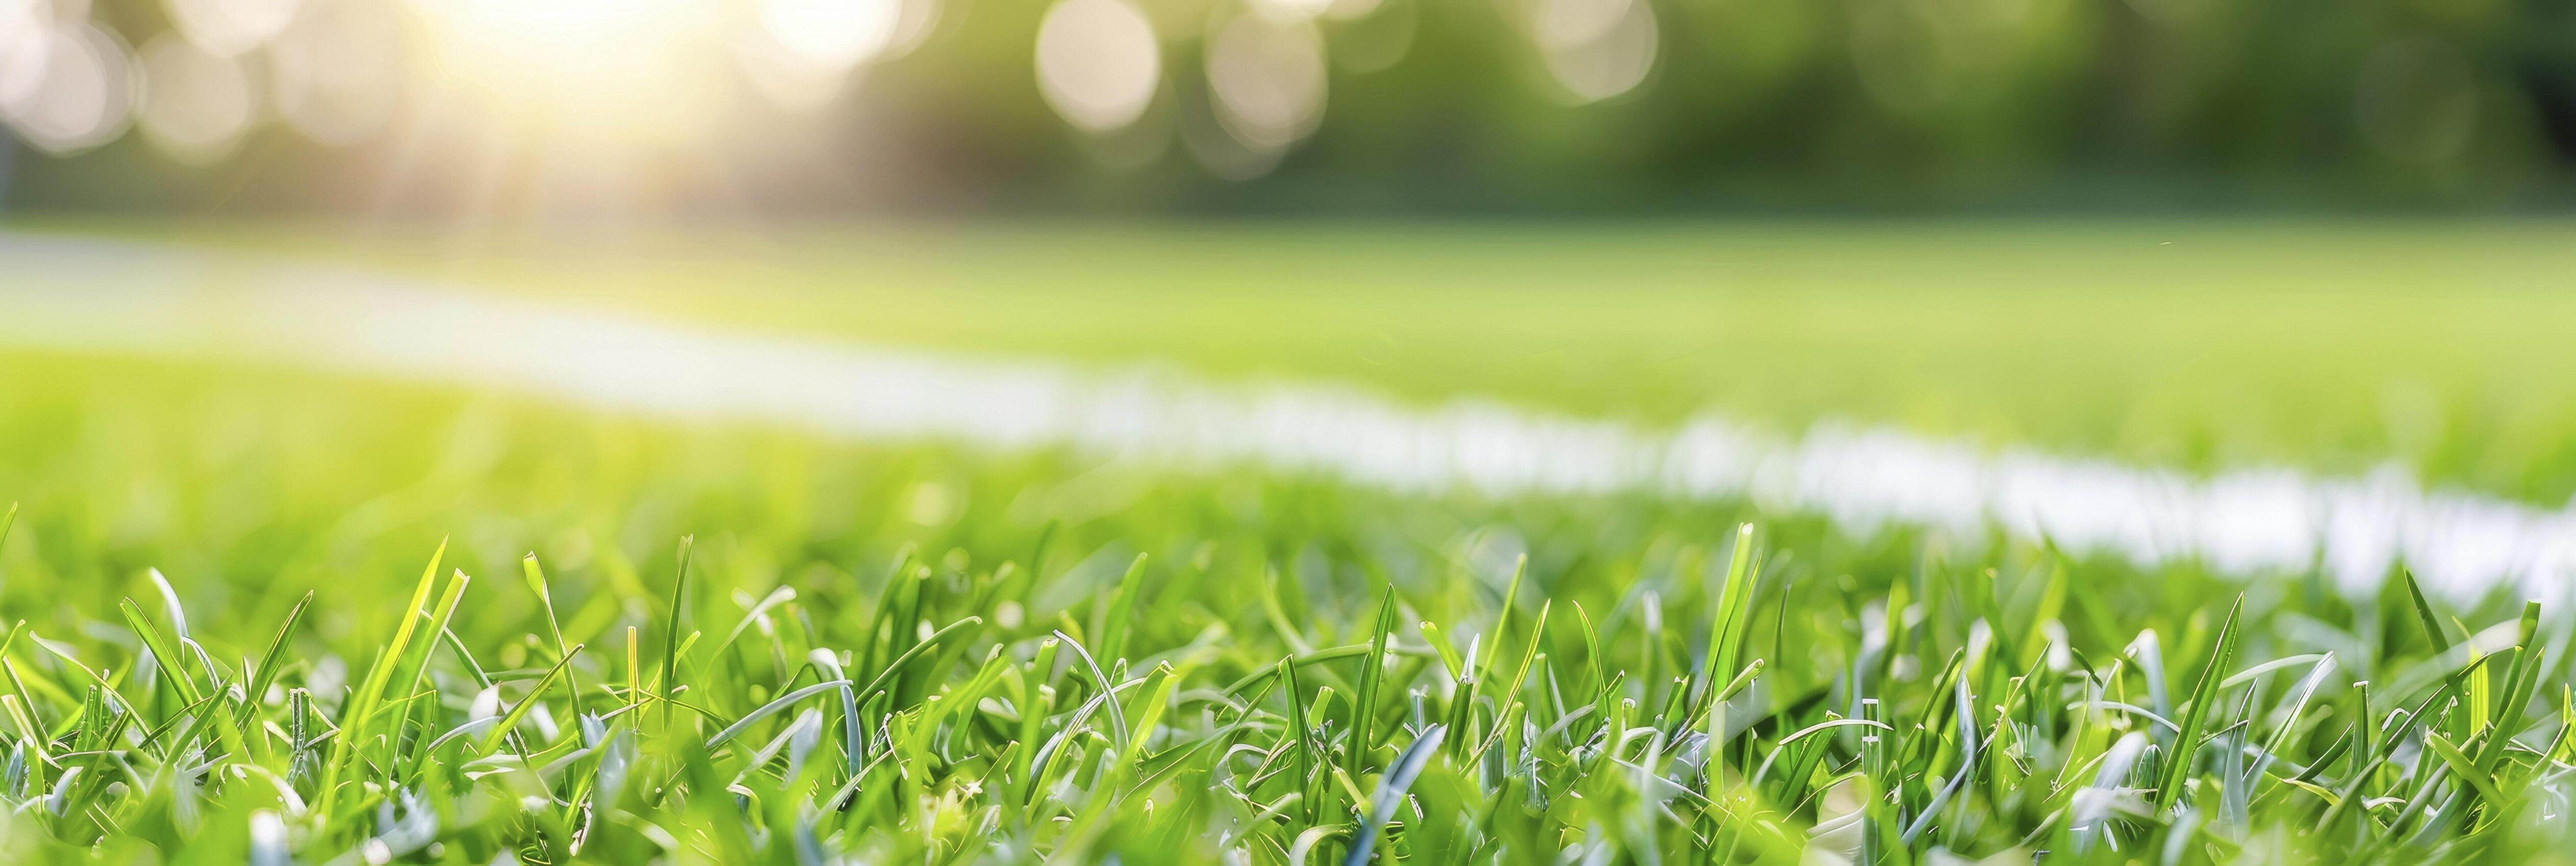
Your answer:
4;0;2575;216
5;0;2576;633
13;0;2576;538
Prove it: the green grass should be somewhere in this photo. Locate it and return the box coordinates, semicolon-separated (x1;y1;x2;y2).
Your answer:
0;342;2569;863
5;220;2576;862
43;217;2576;499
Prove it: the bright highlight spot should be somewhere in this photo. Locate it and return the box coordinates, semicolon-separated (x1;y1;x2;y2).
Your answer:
1034;0;1161;134
733;26;855;113
269;0;402;145
759;0;902;70
407;0;727;139
1532;0;1657;103
0;6;52;114
1247;0;1334;22
1533;0;1629;51
0;23;133;155
1324;0;1384;20
138;34;256;162
1205;14;1326;150
163;0;301;57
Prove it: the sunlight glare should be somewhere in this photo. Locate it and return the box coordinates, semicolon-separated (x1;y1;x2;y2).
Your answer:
269;0;401;144
164;0;302;57
759;0;902;70
407;0;728;140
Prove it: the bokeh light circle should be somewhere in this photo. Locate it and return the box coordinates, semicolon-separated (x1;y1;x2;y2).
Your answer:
163;0;301;57
735;24;857;113
0;23;135;155
1531;0;1657;104
1248;0;1335;22
269;0;403;145
759;0;902;70
1532;0;1629;52
1034;0;1161;134
1205;13;1325;150
138;33;256;163
0;6;53;115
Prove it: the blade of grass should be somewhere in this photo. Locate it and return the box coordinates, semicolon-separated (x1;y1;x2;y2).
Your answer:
479;645;587;754
1098;553;1148;664
2400;569;2453;654
522;554;584;715
317;537;445;816
1348;585;1399;779
119;598;205;707
659;535;693;727
235;591;313;729
705;679;853;749
1343;724;1444;866
2153;593;2243;815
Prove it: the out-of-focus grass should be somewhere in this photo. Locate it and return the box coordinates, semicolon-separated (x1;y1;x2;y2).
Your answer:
0;348;2570;863
28;218;2576;499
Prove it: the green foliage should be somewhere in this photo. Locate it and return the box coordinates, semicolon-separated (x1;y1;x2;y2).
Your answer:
22;0;2576;211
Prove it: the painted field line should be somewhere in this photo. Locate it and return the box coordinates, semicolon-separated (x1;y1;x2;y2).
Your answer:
1;233;2567;602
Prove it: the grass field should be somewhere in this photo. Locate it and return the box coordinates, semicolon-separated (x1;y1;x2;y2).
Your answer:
0;222;2572;863
57;218;2576;498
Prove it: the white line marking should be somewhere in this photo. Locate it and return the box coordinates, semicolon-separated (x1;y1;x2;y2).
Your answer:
3;234;2568;601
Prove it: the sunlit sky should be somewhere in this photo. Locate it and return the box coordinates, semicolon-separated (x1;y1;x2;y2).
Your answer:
4;0;944;154
0;0;1658;167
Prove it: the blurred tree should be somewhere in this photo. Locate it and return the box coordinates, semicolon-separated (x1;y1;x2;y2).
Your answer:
2;0;2572;214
